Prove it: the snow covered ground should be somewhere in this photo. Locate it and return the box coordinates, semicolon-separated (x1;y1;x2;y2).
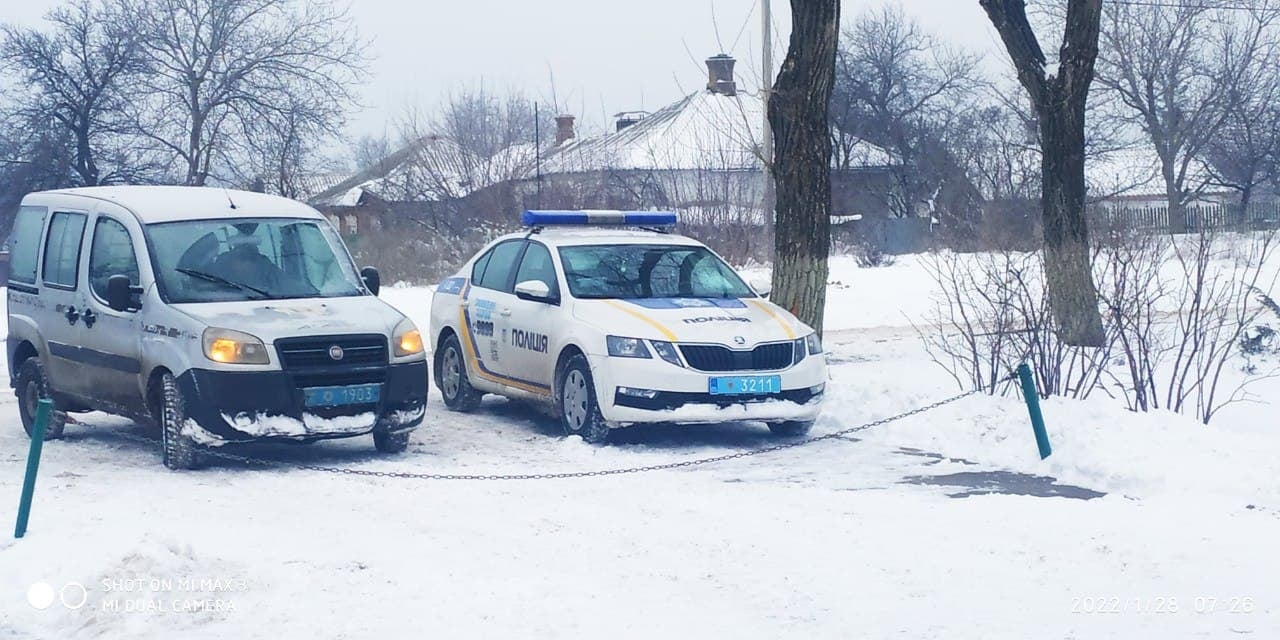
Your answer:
2;256;1277;639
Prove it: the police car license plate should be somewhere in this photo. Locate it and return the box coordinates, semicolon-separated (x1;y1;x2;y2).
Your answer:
708;375;782;396
303;383;381;407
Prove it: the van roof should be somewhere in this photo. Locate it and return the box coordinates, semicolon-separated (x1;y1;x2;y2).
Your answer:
28;186;325;224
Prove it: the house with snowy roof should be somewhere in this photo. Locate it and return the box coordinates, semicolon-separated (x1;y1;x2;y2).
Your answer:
530;54;897;225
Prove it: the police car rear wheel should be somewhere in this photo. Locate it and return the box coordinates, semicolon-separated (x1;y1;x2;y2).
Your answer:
438;334;481;412
15;359;66;440
768;420;814;437
559;355;609;444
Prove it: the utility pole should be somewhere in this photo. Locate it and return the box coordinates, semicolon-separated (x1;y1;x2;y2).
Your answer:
761;0;775;223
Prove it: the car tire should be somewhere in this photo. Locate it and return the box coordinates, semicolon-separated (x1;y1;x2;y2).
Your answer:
155;373;200;470
437;334;482;412
373;430;410;453
15;359;67;440
557;354;610;444
768;420;814;437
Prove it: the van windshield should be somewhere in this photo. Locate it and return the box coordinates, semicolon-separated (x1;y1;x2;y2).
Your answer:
557;244;754;300
146;218;365;303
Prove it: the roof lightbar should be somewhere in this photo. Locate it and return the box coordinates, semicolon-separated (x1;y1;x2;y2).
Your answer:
522;210;678;227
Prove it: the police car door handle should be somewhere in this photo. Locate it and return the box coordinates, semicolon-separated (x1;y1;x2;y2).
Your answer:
499;308;512;317
64;306;80;325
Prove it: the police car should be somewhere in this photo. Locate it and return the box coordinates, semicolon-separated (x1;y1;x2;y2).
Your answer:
428;211;826;443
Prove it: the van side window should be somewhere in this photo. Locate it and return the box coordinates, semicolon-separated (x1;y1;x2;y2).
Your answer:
8;205;46;284
42;212;88;289
474;240;524;292
88;217;140;301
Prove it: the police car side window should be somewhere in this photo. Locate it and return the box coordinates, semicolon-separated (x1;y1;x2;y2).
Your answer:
514;242;559;295
474;240;523;292
88;217;140;301
42;211;88;289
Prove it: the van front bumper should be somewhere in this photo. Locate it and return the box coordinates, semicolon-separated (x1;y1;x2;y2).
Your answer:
176;360;428;443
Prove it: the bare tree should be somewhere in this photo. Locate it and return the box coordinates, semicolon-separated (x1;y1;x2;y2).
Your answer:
1;0;146;186
1097;0;1280;230
831;5;980;218
1202;58;1280;211
769;0;840;336
980;0;1106;347
132;0;366;185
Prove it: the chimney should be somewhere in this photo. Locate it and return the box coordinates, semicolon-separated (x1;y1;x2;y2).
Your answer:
614;111;646;131
705;54;737;96
554;114;576;146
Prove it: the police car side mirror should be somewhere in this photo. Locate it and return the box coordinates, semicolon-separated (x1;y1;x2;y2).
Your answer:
750;276;772;298
106;274;141;312
515;280;555;304
361;266;381;296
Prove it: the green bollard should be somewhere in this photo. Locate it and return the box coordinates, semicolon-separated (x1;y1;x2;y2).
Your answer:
15;398;52;539
1016;363;1052;460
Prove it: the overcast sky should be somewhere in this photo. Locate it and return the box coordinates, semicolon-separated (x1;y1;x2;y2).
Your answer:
3;0;1009;141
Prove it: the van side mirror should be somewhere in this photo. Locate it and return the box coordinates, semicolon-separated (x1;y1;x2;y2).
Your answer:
515;279;556;304
361;266;381;296
106;274;141;312
750;276;772;298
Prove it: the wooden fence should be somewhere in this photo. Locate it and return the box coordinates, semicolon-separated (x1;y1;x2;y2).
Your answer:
1093;201;1280;233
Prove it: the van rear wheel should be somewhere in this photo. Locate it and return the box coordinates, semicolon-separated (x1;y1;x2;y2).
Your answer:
15;359;66;440
155;373;200;470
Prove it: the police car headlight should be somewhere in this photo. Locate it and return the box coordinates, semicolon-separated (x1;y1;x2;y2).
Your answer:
805;332;823;355
650;340;683;367
606;336;652;359
203;328;269;365
393;319;424;357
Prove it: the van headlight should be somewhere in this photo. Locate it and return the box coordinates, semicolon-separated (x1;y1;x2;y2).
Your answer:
203;328;269;365
393;319;424;357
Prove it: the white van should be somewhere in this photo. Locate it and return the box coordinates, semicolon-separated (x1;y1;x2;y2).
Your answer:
6;187;428;469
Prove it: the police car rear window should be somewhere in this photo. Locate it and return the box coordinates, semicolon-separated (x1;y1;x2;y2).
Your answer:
557;244;752;300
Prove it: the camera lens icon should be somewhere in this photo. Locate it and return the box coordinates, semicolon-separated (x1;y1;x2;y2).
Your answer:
27;581;87;610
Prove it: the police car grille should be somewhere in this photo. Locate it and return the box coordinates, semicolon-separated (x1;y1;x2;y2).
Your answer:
276;335;389;369
679;342;794;372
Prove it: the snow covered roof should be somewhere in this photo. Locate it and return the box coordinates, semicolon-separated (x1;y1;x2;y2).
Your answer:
543;89;894;173
309;137;537;208
33;186;322;224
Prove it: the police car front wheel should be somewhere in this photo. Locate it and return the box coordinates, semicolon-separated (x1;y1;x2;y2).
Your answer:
558;355;609;444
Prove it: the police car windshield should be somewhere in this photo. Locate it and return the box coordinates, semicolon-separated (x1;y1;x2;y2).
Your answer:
146;218;365;303
558;244;754;300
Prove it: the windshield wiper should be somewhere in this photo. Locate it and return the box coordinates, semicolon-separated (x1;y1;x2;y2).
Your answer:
176;268;270;298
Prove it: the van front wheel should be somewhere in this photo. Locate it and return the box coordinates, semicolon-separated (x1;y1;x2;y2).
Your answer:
15;359;66;440
155;373;200;470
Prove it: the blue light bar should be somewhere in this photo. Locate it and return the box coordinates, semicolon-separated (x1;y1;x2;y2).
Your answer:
522;210;678;227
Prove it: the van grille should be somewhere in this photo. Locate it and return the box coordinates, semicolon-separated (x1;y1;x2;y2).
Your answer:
276;335;388;369
679;342;795;372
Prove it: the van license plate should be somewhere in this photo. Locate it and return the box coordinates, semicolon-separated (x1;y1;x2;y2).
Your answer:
304;383;381;407
708;375;782;396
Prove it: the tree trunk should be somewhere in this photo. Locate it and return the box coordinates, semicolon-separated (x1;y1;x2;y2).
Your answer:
769;0;840;336
1163;165;1187;234
981;0;1106;347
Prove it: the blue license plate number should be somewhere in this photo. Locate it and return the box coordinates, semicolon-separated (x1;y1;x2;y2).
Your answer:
708;375;782;396
304;383;381;407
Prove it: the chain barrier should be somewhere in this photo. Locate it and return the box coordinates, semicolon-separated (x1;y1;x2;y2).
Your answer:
104;379;1006;481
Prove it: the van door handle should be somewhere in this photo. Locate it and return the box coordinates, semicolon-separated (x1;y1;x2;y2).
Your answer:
500;308;512;317
82;308;97;328
64;306;80;325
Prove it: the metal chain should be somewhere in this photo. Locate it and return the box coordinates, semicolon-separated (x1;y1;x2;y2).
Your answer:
107;380;1002;481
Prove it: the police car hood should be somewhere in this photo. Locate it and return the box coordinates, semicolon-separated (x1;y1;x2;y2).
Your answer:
572;297;809;346
173;296;407;343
